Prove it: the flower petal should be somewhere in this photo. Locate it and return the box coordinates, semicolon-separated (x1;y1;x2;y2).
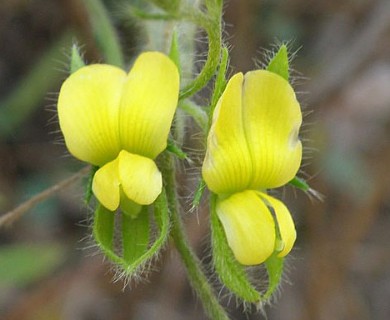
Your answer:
259;192;296;257
118;150;162;205
119;52;179;159
242;70;302;189
216;190;275;265
58;65;126;166
92;157;121;211
202;73;253;194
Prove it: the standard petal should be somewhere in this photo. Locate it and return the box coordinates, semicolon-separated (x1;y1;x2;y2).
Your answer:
242;70;302;189
118;150;162;205
92;157;121;211
216;190;276;265
259;192;296;257
119;52;179;159
58;65;126;166
202;73;253;194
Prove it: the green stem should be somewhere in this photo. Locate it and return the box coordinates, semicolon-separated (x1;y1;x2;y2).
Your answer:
179;100;209;132
129;2;222;99
161;154;229;320
179;9;222;99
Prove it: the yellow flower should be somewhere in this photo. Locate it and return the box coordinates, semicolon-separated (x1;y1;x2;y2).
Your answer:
202;70;302;265
58;52;179;212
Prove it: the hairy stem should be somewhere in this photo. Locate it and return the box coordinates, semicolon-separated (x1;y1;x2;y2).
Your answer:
161;154;229;320
179;7;223;99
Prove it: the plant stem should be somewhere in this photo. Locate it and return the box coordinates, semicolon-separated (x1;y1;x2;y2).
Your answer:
179;8;222;99
162;154;230;320
0;166;90;228
179;100;209;132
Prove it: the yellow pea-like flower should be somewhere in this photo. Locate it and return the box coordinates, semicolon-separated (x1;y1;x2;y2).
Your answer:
202;70;302;265
58;52;179;211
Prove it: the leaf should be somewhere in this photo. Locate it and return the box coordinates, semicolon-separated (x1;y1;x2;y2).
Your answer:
210;196;260;302
266;44;289;81
0;244;65;287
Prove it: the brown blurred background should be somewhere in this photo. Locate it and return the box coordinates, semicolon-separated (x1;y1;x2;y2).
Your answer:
1;0;390;319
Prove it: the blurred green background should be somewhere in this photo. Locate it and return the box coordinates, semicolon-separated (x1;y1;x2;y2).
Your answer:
1;0;390;319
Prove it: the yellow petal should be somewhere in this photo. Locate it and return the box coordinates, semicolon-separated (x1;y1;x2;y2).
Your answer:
259;192;296;257
202;73;253;194
118;150;162;205
92;157;121;211
216;190;275;265
242;70;302;189
119;52;179;159
58;65;126;166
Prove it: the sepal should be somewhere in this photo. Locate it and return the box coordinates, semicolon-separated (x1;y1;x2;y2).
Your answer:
169;29;181;70
92;190;170;277
266;44;289;81
84;166;98;204
122;206;150;264
70;43;86;74
263;253;285;300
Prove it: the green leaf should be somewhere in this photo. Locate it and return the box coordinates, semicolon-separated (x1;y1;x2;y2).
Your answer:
266;44;289;81
263;253;284;300
122;208;150;264
210;195;260;302
0;244;65;287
